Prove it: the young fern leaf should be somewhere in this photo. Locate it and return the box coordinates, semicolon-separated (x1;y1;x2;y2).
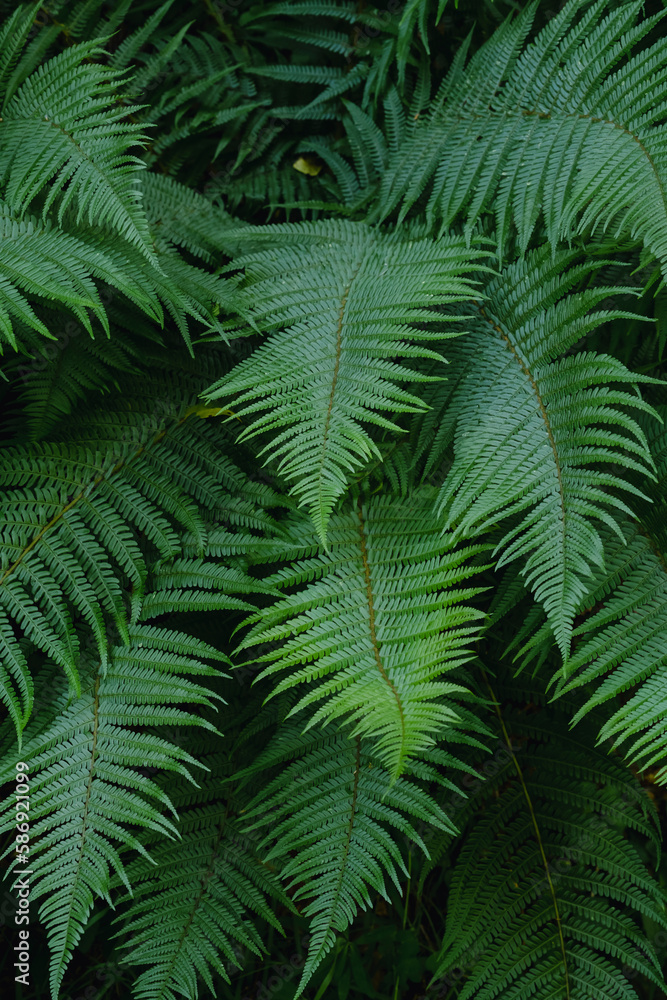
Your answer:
236;721;464;998
434;247;659;657
375;0;667;273
0;40;154;259
0;617;231;1000
430;673;667;1000
203;219;488;545
114;746;292;1000
237;487;490;779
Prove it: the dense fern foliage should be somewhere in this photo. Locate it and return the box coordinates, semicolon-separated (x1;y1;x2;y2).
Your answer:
1;2;667;999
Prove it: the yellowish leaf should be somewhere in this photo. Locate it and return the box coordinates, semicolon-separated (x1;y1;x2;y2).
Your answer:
184;404;239;420
293;156;322;176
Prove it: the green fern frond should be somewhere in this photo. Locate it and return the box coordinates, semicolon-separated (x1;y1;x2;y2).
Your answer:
12;323;144;442
236;487;490;779
0;375;277;739
430;673;667;1000
203;219;488;544
0;614;230;1000
108;0;177;75
549;522;667;781
434;247;660;657
0;199;165;349
237;720;462;997
524;408;667;781
0;40;154;258
114;745;291;1000
375;0;667;273
0;2;41;105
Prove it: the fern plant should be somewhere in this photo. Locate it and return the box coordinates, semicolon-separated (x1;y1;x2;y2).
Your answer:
1;1;667;999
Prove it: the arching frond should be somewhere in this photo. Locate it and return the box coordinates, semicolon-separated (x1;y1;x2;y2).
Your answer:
375;0;667;276
434;247;659;656
429;674;667;1000
237;487;490;779
236;720;464;998
533;408;667;782
0;40;153;257
114;745;292;1000
0;369;277;740
204;219;487;544
0;199;166;349
0;614;230;1000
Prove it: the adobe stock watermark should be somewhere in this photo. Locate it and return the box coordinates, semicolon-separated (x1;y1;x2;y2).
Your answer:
13;760;31;987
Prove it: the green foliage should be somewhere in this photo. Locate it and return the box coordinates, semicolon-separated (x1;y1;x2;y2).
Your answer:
204;220;487;544
1;1;667;999
235;721;464;997
237;488;489;779
433;246;660;656
0;618;230;999
115;741;292;1000
429;676;667;999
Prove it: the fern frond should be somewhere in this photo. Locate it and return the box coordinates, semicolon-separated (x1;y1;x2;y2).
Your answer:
430;672;667;1000
0;40;154;258
0;373;276;739
114;746;291;1000
142;173;238;265
0;615;230;1000
527;407;667;781
203;219;488;544
0;2;41;105
237;720;462;997
237;487;490;778
108;0;177;75
434;246;659;656
0;198;166;349
12;323;143;442
375;0;667;274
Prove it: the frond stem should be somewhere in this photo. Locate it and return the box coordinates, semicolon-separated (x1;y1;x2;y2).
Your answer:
316;258;363;512
356;501;406;763
481;668;571;999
